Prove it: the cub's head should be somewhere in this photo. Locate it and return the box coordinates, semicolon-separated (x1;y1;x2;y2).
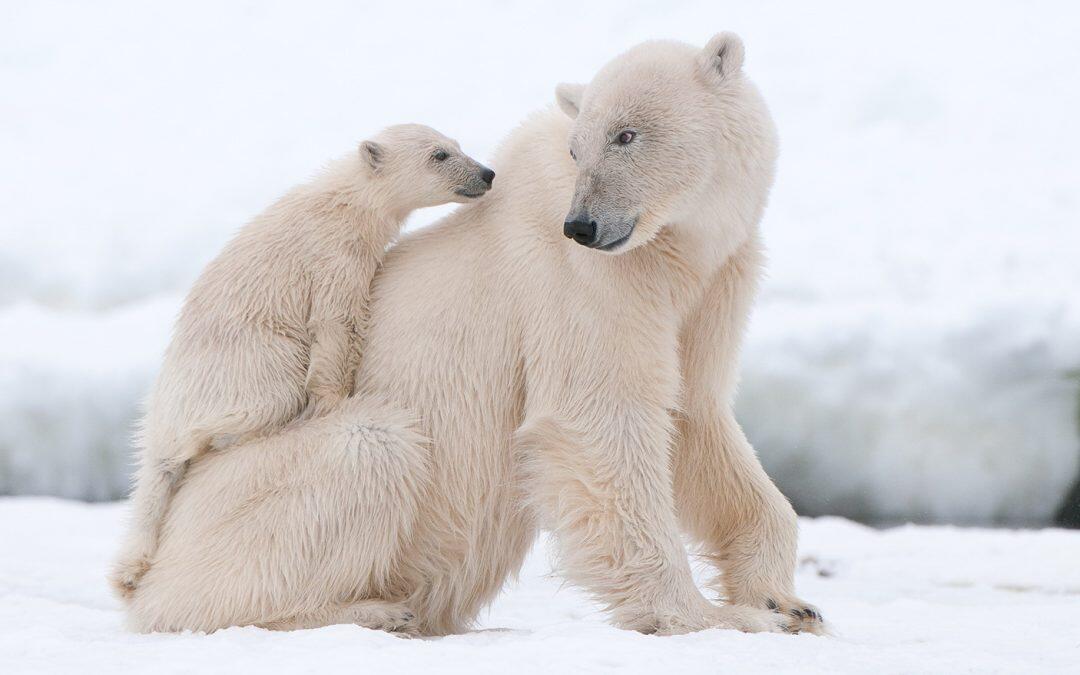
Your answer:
556;33;776;254
360;124;494;209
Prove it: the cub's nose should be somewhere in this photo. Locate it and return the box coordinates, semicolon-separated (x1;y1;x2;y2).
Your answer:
481;168;495;186
563;218;597;246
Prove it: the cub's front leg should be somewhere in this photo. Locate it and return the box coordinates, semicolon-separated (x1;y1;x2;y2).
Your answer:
304;315;355;419
304;253;379;418
304;248;382;418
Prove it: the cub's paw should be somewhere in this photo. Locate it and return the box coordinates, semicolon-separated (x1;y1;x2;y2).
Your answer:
108;555;151;599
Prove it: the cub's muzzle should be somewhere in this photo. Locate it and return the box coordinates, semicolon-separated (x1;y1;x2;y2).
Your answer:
456;165;496;199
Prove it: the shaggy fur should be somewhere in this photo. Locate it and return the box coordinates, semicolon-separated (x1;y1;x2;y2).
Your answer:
109;125;493;598
123;34;824;636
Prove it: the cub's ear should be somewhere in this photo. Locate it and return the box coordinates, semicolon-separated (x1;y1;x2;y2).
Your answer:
697;32;745;82
555;82;585;119
360;140;384;172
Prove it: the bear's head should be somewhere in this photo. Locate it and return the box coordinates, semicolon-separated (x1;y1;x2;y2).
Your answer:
556;33;777;255
360;124;495;209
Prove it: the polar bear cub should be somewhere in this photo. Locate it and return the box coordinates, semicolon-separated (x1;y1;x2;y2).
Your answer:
110;125;494;597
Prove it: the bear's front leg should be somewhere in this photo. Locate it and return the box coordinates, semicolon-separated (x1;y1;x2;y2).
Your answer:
673;408;825;634
517;412;797;635
673;237;825;634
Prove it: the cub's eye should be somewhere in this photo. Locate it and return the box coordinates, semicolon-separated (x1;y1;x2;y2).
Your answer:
569;148;576;161
617;130;635;145
433;150;448;161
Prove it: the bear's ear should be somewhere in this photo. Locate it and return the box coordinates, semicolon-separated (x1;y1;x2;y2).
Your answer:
555;82;585;119
360;140;384;172
697;32;745;83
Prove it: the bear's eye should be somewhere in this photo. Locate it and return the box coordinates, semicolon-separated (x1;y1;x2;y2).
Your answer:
433;150;448;162
569;148;576;161
617;130;635;145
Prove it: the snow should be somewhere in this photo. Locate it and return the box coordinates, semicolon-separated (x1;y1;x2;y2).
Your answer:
2;1;1079;522
2;497;1079;674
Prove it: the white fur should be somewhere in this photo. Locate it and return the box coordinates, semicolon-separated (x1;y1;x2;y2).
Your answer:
122;35;824;637
109;124;490;599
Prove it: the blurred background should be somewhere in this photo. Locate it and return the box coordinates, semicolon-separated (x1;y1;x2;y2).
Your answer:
1;0;1077;527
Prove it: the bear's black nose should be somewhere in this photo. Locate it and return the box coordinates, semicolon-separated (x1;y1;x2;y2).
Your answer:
563;218;597;246
481;168;495;186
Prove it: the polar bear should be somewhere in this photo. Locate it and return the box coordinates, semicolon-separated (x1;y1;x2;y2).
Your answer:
109;125;494;598
124;33;824;637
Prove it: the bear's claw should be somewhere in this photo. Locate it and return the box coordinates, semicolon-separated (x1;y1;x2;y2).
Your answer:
762;597;826;634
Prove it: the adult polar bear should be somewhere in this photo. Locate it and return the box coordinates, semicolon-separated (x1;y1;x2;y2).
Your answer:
126;34;824;636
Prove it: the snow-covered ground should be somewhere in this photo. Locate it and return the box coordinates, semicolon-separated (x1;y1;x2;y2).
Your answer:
2;1;1079;522
2;497;1078;674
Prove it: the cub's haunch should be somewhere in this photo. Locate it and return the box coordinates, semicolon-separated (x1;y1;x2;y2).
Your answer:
109;125;493;598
